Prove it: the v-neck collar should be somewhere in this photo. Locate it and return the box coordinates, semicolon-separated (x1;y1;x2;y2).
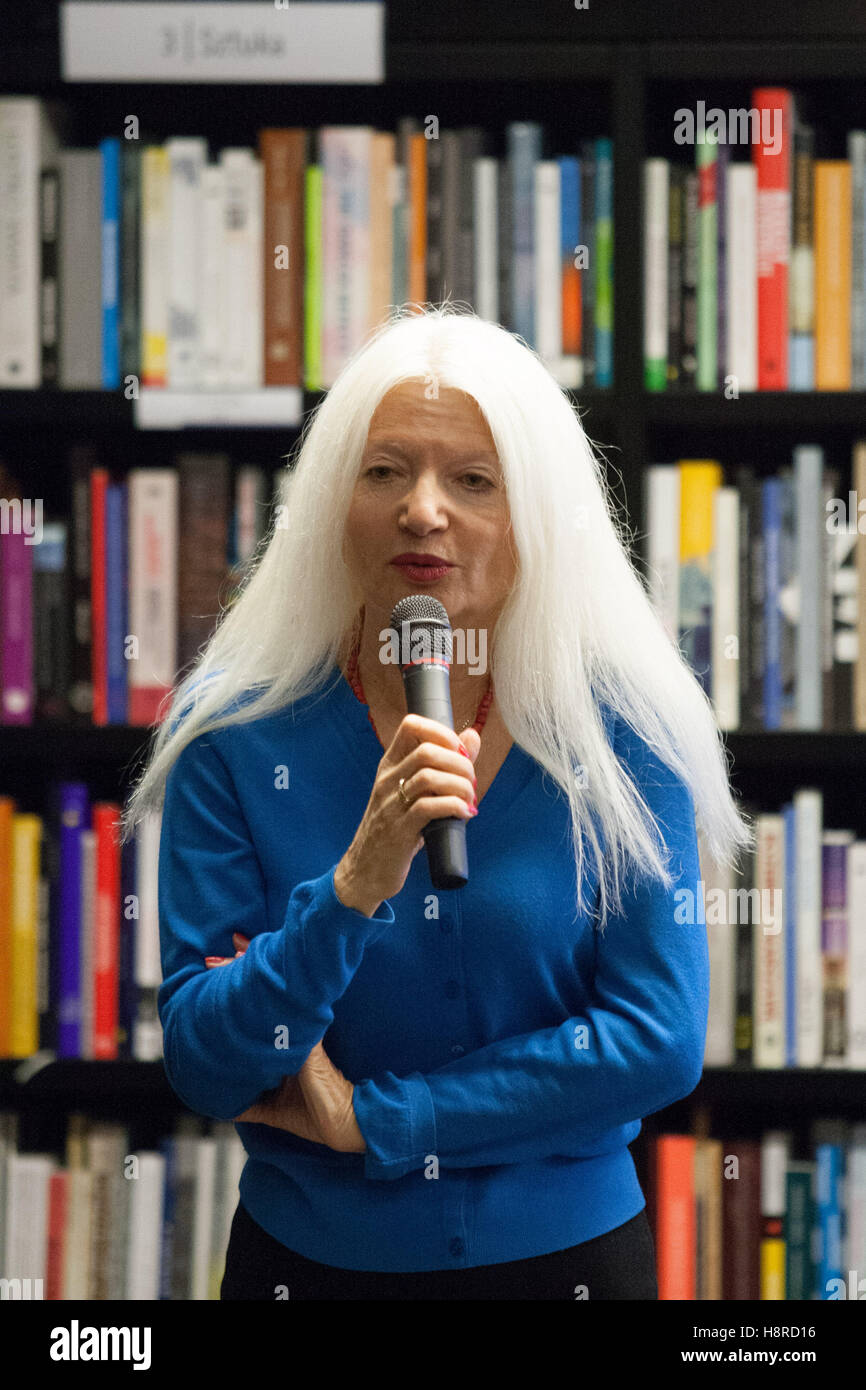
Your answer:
323;661;534;821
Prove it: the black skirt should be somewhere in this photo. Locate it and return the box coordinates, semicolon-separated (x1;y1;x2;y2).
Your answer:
220;1199;658;1300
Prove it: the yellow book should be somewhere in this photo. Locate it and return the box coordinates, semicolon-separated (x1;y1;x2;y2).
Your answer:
694;1137;723;1300
140;146;170;387
0;796;15;1057
10;813;42;1057
678;460;723;690
814;160;851;390
760;1236;786;1299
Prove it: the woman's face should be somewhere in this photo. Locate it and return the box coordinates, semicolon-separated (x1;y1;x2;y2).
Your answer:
342;380;518;636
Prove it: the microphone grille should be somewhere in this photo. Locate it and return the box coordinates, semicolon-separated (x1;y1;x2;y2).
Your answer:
390;594;453;664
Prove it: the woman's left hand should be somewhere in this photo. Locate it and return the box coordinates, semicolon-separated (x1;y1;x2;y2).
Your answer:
205;935;366;1154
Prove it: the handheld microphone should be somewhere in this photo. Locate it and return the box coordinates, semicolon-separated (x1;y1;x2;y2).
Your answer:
390;594;468;890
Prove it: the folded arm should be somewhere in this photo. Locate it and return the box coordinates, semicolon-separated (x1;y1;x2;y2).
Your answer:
157;732;394;1121
352;719;709;1179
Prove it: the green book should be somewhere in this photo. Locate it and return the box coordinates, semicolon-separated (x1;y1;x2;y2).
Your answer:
784;1162;816;1300
304;163;323;391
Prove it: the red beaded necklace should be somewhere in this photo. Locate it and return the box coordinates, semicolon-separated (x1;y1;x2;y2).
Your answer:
346;638;494;744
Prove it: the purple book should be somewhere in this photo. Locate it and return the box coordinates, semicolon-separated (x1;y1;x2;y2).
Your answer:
57;781;90;1057
1;521;34;723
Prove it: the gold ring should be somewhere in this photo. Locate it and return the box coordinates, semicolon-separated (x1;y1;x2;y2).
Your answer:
398;777;412;808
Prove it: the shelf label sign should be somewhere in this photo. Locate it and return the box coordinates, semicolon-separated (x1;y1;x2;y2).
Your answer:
60;2;385;83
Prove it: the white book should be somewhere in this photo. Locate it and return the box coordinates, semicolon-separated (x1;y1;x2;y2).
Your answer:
321;127;371;388
473;156;499;322
711;486;740;729
644;464;680;647
128;470;178;729
643;159;669;388
760;1131;792;1219
0;97;62;386
134;809;164;1062
140;146;170;386
700;828;737;1066
86;1122;128;1301
795;788;824;1066
126;1151;166;1301
725;162;757;390
795;444;825;728
5;1152;55;1287
191;1137;217;1301
849;841;866;1068
166;136;207;389
844;1125;866;1284
220;149;264;389
534;160;563;381
753;814;786;1067
79;828;97;1061
200;163;226;390
63;1167;93;1300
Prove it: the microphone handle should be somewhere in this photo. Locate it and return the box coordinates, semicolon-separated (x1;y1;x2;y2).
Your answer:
400;660;468;890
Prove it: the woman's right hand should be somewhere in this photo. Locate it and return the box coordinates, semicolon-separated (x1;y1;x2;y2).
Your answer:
334;714;481;916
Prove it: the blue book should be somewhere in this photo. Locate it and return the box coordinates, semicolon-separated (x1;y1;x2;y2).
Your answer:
100;136;121;388
507;121;542;349
783;801;797;1066
762;477;782;729
594;136;614;387
106;480;128;723
56;782;90;1058
816;1143;844;1298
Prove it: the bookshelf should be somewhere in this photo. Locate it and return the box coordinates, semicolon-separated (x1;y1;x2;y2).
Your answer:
3;0;866;1300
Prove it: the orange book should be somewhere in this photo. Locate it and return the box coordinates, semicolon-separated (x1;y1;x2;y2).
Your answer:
92;803;121;1059
90;468;109;726
752;88;793;390
0;796;15;1056
654;1133;697;1299
814;160;852;389
408;134;427;307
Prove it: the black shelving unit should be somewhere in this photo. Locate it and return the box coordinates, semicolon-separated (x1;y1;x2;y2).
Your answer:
3;1;866;1180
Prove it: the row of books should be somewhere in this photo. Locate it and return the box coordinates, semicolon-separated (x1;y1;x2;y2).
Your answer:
0;96;614;394
644;87;866;391
0;1112;245;1300
651;1123;866;1300
0;447;278;727
0;791;162;1062
644;443;866;731
3;771;866;1067
699;797;866;1072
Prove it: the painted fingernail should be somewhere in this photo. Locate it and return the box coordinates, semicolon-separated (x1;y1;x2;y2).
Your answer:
205;956;227;965
458;743;470;758
469;806;478;816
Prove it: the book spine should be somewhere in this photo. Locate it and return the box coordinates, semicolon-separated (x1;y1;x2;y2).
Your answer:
696;128;718;390
92;803;121;1060
753;88;792;389
594;136;613;387
40;166;60;386
100;136;121;389
643;158;669;391
1;523;34;725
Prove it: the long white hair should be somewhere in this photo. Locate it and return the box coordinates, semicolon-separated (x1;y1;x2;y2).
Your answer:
122;302;753;928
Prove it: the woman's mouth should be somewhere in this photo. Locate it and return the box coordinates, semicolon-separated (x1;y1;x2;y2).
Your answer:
390;560;454;582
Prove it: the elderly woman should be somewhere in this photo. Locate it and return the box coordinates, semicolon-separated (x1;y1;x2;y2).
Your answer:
124;305;752;1301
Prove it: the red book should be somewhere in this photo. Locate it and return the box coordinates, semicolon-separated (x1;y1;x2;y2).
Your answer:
752;88;793;389
92;802;121;1059
45;1170;69;1300
90;468;109;725
654;1133;696;1299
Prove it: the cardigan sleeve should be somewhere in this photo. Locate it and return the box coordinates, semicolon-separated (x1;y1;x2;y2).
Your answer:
352;715;710;1179
157;731;395;1122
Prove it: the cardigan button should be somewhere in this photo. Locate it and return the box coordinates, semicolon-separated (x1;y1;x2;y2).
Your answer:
449;1237;465;1257
450;1043;465;1057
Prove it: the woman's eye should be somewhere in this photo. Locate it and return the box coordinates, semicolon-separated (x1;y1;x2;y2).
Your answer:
364;466;493;490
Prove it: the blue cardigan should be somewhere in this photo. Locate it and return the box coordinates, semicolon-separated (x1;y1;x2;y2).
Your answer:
157;664;709;1273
